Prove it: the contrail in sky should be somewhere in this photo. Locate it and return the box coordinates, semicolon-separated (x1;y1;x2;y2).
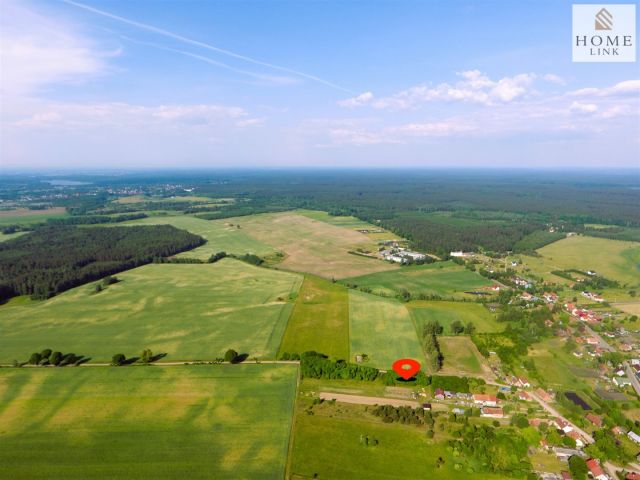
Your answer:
61;0;352;93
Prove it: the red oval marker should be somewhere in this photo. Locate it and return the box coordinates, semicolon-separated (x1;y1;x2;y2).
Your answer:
392;358;421;380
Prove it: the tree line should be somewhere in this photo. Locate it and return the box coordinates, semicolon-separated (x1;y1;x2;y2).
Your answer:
0;225;205;301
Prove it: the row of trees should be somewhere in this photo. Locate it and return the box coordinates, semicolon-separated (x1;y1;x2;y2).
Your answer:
21;349;88;367
422;321;444;371
300;351;380;381
0;224;205;300
370;405;432;426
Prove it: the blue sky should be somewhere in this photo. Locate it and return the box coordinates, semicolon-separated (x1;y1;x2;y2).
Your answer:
1;0;639;169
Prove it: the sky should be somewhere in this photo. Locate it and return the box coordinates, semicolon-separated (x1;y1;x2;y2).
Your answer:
0;0;639;169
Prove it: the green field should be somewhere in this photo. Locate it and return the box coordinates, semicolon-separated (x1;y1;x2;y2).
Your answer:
348;290;423;369
278;276;350;360
123;215;276;260
0;259;302;363
229;212;397;279
343;261;493;298
0;207;69;226
408;301;502;335
437;336;486;376
524;235;640;286
0;364;297;479
0;231;28;242
289;409;510;480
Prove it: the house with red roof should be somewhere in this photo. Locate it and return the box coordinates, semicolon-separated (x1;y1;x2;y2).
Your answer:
585;458;608;480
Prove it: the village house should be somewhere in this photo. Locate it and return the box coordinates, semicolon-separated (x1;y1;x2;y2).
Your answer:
554;418;574;434
472;394;498;407
628;431;640;444
566;430;585;448
614;377;632;388
612;426;626;436
422;403;432;411
582;291;604;302
585;458;608;480
434;388;445;400
553;447;585;461
620;343;634;352
536;388;555;403
450;251;473;258
586;413;603;428
518;391;532;402
480;406;504;418
560;471;571;480
543;292;559;304
626;472;640;480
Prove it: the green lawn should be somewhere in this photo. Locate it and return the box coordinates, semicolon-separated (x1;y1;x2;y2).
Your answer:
525;235;640;286
123;215;276;260
408;301;502;335
289;412;511;480
343;261;493;298
0;259;302;363
0;364;297;480
349;290;423;369
278;275;350;360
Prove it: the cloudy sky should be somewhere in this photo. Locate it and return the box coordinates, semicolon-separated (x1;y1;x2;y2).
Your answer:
1;0;639;169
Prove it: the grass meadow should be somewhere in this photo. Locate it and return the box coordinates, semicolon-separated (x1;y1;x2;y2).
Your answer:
228;212;398;279
343;261;493;298
278;275;350;360
0;364;297;480
348;291;423;369
436;336;486;376
289;402;512;480
0;207;69;226
526;235;640;286
122;215;276;260
408;301;503;335
0;259;302;363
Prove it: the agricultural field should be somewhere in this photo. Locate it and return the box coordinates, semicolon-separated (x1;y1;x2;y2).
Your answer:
289;401;511;480
524;338;592;391
0;207;68;225
343;261;493;298
229;212;398;279
436;336;487;377
614;302;640;316
123;215;276;259
408;301;503;335
296;209;400;241
348;291;423;369
0;364;297;480
278;275;350;360
523;235;640;286
0;259;302;363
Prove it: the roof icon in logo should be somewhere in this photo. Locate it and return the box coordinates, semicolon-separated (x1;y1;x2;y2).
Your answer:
595;7;613;30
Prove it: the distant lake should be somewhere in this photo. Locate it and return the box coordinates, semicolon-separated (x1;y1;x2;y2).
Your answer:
43;180;92;186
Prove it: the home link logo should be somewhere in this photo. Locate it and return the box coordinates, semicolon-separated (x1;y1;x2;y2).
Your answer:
594;7;613;30
573;4;636;62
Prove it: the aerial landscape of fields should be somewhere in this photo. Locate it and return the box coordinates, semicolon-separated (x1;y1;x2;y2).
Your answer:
1;0;639;479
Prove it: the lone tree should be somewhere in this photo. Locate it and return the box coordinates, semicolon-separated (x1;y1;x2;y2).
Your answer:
141;349;153;364
568;455;588;480
224;349;239;363
112;353;126;366
450;320;464;335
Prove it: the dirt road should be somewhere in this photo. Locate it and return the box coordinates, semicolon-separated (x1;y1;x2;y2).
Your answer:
319;392;420;408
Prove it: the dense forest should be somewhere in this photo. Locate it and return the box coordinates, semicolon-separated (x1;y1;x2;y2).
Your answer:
2;170;638;254
0;225;204;301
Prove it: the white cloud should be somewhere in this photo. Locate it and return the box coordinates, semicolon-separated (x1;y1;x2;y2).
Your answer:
570;102;598;114
0;0;111;98
568;79;640;98
338;70;544;109
391;121;476;137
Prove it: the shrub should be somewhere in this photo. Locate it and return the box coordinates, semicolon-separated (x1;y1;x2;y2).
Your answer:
112;353;126;366
225;349;239;363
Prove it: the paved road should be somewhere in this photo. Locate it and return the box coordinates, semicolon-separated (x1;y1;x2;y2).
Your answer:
528;391;594;444
319;392;420;408
583;325;615;353
624;361;640;397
